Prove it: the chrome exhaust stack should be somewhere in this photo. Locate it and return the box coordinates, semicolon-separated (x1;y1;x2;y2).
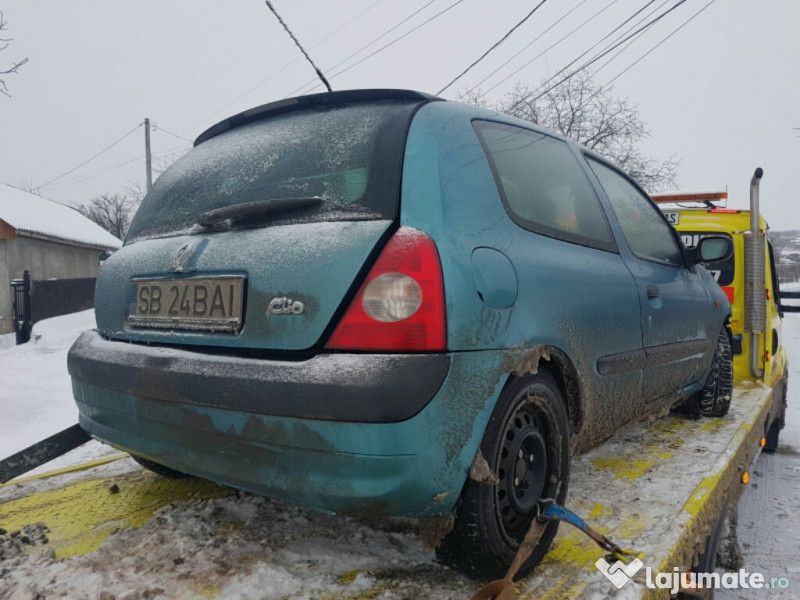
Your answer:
745;167;765;378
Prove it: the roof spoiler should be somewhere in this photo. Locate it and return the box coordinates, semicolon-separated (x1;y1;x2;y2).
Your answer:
195;89;442;146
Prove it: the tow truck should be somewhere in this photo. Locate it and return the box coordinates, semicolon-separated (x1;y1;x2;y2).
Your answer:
652;167;796;451
0;169;794;599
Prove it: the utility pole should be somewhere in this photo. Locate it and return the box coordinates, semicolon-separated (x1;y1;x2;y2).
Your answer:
144;117;153;191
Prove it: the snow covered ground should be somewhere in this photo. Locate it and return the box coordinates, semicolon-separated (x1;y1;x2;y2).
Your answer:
0;310;117;474
1;310;798;598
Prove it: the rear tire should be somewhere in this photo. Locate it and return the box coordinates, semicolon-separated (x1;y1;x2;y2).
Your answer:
697;328;733;417
764;374;787;453
764;419;781;452
131;455;189;479
436;372;570;580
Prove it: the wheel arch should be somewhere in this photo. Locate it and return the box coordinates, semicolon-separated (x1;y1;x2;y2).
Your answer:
500;345;584;447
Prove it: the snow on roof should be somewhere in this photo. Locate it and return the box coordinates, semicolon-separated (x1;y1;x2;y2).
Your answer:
0;184;121;250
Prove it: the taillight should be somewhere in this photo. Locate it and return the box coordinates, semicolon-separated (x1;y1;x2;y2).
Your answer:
708;208;740;214
326;227;446;351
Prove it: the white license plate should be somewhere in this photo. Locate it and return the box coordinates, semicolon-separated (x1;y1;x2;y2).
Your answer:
664;211;680;225
128;276;245;332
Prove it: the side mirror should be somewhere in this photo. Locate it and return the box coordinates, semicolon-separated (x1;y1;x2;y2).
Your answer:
693;236;733;264
99;250;114;262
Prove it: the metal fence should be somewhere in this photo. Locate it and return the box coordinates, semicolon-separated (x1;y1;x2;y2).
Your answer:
10;270;96;344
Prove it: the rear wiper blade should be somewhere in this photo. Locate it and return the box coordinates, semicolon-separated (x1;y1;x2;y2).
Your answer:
197;197;323;227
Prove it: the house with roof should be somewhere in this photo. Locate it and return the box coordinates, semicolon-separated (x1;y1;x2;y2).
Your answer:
0;184;121;333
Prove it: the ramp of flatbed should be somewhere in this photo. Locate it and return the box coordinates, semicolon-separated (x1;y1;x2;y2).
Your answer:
0;384;772;599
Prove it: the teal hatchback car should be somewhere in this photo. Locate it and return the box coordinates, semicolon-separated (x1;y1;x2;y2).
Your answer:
68;89;733;577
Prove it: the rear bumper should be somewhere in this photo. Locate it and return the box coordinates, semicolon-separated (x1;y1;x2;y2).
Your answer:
68;331;510;517
67;331;449;423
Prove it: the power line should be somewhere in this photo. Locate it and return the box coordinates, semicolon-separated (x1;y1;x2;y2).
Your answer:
502;0;703;140
437;0;549;95
464;0;591;96
508;0;687;112
264;0;331;92
590;0;672;78
294;0;467;97
151;123;193;144
474;0;623;98
518;0;714;147
286;0;440;98
46;155;145;191
46;143;191;192
599;0;716;90
38;123;142;189
178;0;388;138
504;0;660;105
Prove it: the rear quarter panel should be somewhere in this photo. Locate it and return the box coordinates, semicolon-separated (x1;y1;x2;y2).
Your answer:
400;102;646;450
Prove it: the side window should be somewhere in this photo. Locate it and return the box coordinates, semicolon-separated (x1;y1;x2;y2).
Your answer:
587;157;684;266
473;120;616;252
768;241;781;306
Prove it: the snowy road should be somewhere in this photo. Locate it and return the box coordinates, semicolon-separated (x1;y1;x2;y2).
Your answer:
717;316;800;599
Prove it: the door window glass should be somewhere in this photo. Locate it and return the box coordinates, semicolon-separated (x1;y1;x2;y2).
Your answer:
587;158;683;265
473;121;615;252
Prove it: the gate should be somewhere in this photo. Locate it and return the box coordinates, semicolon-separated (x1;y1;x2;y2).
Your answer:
10;271;96;345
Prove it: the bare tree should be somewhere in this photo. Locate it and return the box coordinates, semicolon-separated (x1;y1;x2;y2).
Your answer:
462;71;679;192
124;181;147;205
74;193;137;240
0;11;29;97
18;179;42;196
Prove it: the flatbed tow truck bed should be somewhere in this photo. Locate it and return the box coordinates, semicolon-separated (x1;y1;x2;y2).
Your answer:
0;382;772;599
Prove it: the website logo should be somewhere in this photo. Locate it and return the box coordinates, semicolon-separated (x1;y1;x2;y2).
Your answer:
595;557;644;589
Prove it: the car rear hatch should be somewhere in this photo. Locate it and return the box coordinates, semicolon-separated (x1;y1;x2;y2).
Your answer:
96;91;433;351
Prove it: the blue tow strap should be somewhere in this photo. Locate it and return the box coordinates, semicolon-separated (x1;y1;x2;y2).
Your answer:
541;504;587;531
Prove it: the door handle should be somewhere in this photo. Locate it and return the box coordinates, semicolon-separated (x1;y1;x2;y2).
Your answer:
647;285;660;299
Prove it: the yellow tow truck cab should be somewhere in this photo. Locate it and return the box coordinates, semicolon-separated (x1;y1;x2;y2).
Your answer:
653;175;792;449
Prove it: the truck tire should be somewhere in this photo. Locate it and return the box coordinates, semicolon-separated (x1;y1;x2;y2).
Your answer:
697;328;733;418
764;374;787;452
131;455;189;479
764;419;781;452
436;372;570;579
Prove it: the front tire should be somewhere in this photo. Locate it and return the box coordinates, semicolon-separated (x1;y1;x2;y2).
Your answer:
697;327;733;417
436;372;570;579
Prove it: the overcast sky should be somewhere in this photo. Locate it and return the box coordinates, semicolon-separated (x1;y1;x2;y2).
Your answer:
1;1;798;227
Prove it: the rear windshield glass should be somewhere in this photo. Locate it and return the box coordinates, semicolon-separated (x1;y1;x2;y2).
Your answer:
680;231;735;285
126;100;421;242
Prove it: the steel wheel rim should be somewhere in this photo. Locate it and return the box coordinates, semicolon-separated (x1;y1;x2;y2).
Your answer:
495;397;555;543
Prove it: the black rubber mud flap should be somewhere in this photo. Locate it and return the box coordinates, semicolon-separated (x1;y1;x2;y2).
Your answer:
0;424;90;483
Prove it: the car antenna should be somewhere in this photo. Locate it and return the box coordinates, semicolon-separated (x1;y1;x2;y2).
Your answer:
264;0;333;93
